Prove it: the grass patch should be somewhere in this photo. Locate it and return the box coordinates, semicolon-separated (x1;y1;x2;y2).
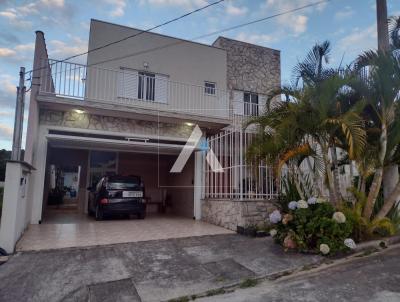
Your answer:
168;297;190;302
205;288;226;296
239;278;258;289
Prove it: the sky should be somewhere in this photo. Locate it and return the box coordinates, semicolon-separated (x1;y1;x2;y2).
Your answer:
0;0;399;150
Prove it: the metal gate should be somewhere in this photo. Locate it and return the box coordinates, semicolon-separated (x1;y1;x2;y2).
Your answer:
204;128;279;200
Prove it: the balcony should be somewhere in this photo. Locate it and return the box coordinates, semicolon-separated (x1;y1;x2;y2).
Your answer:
38;60;232;123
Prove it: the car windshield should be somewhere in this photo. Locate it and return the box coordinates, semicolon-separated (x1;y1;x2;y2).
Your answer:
106;176;141;190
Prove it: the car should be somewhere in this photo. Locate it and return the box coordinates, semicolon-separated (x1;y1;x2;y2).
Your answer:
87;175;146;220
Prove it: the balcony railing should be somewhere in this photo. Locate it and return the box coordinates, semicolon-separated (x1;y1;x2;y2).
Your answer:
39;59;231;120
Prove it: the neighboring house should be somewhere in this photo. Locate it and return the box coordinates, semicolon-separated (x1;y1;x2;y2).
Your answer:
0;19;281;251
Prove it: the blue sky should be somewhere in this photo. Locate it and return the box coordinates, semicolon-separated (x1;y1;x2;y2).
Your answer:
0;0;399;149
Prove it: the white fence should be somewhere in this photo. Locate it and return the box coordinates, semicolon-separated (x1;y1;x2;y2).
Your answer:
39;59;231;119
204;128;280;200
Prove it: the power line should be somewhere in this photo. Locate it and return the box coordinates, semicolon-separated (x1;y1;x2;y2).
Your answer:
26;0;225;74
86;0;331;68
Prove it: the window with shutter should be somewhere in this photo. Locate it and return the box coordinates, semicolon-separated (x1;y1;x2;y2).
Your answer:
117;69;138;99
155;74;168;104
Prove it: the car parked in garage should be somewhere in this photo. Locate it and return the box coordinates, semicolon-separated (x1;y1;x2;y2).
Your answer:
88;175;146;220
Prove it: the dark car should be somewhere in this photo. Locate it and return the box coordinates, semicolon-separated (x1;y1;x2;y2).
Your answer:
87;175;146;220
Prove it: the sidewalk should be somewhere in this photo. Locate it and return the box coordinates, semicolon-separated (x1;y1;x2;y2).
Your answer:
0;234;322;302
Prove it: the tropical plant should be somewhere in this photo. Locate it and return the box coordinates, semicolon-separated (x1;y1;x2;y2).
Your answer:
246;41;366;205
352;49;400;220
342;188;397;241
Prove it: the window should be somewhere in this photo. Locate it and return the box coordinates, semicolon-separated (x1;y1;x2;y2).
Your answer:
118;69;168;103
204;81;216;95
138;72;155;101
244;92;259;116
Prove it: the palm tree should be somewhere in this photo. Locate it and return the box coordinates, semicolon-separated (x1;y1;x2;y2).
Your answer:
246;62;366;205
353;50;400;220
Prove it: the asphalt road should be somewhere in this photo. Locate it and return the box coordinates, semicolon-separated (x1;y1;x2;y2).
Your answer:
199;246;400;302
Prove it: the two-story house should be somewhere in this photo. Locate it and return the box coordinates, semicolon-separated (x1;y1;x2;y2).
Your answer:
0;19;280;252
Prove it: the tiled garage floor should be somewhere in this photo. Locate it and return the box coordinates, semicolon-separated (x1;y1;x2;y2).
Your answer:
16;211;233;252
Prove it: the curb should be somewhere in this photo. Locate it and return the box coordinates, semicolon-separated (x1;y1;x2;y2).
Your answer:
353;235;400;252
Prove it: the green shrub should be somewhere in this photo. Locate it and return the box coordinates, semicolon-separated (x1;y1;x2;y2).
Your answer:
271;200;354;255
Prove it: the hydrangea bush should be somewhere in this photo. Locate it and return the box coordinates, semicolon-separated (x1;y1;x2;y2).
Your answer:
269;198;355;255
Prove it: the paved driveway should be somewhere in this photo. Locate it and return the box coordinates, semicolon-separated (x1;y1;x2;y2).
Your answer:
0;235;322;302
16;215;233;251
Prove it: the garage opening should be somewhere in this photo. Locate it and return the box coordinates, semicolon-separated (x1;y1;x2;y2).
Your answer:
42;146;195;223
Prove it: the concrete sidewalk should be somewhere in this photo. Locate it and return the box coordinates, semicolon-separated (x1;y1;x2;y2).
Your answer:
0;234;321;302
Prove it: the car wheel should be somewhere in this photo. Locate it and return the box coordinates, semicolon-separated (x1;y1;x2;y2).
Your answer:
95;205;104;221
138;212;146;219
0;247;7;256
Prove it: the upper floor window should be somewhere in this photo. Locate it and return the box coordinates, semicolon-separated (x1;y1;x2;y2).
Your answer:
118;69;168;104
138;72;155;101
244;92;259;116
204;81;216;95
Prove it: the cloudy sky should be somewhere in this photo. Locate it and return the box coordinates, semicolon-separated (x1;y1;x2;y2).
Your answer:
0;0;399;150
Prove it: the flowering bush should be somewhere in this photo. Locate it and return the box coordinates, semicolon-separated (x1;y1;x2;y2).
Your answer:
270;198;354;255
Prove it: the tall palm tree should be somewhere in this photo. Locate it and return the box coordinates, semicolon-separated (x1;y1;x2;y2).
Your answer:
353;50;400;219
246;69;366;205
376;0;390;51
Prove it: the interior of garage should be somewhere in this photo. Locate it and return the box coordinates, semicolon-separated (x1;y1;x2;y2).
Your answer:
42;146;195;223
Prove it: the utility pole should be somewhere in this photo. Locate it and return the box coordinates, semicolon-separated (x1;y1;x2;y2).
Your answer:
376;0;390;51
11;67;26;161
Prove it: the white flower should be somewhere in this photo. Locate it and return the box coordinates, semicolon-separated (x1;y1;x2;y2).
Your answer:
344;238;356;249
332;212;346;224
307;197;317;205
316;197;327;204
270;229;277;237
269;210;282;224
320;243;330;255
297;200;309;209
288;201;298;210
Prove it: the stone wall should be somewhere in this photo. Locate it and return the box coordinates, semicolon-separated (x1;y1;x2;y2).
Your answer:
201;199;276;231
213;37;280;95
39;109;194;139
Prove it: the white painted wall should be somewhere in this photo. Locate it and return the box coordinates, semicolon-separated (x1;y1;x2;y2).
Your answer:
0;162;33;253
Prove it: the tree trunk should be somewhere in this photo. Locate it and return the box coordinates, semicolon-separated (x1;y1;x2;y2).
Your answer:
383;164;399;200
376;179;400;218
321;144;338;205
363;168;383;219
330;146;342;202
376;0;390;52
306;156;321;196
363;123;388;219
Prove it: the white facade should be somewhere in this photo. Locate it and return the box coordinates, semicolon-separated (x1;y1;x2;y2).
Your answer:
0;20;281;252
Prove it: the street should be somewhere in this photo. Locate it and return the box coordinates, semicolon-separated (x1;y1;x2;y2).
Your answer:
199;246;400;302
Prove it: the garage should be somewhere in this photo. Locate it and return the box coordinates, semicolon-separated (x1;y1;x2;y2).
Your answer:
12;131;235;252
41;131;198;223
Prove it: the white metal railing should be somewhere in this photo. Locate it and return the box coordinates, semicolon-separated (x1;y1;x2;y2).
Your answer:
204;129;280;200
39;59;231;120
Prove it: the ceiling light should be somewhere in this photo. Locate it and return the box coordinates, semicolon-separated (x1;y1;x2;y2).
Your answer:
185;122;194;126
73;109;85;114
